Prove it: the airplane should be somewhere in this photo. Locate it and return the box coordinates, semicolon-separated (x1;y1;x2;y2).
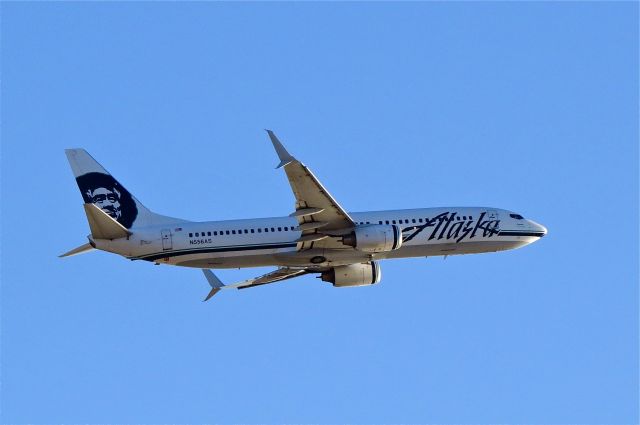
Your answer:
61;130;547;301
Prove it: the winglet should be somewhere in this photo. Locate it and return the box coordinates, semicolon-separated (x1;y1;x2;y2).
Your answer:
265;129;295;168
202;269;225;302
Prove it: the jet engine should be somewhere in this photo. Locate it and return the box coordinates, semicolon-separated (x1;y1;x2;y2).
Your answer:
342;224;402;253
321;261;382;287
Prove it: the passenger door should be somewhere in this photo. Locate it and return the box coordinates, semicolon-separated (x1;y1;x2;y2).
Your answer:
161;229;172;251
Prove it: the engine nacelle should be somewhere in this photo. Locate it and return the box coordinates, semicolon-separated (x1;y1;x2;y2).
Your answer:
342;224;402;253
321;261;382;287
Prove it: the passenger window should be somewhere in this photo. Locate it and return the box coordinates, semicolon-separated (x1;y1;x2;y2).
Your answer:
244;229;248;234
379;221;383;224
195;232;199;237
213;231;217;236
278;227;282;231
385;220;389;224
418;218;423;223
189;233;193;237
258;229;262;233
412;219;416;223
265;228;269;232
271;228;275;232
250;229;255;233
392;220;396;224
284;226;288;231
225;230;229;235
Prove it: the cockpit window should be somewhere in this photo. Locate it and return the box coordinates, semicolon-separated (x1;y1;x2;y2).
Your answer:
510;213;524;220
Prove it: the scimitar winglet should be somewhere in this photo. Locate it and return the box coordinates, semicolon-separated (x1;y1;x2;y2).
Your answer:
265;129;295;168
202;269;226;302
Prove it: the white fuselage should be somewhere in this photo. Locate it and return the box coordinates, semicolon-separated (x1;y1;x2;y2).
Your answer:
92;207;547;269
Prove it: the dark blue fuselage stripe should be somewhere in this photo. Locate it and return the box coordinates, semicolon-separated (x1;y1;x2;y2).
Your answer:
135;242;297;262
498;231;545;237
137;230;542;262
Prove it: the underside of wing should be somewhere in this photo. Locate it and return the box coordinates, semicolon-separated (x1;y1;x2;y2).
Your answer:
202;267;313;300
266;130;355;250
230;267;311;290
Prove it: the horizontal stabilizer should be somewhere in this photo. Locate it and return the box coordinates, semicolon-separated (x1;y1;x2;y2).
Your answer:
84;203;132;240
59;242;95;258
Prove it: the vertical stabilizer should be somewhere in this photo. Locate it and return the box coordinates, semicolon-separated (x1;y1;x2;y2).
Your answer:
65;149;186;229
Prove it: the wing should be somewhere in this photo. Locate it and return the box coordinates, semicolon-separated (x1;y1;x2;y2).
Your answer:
266;130;355;250
202;268;311;301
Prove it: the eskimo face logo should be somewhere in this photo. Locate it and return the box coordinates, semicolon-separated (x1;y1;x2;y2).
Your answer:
75;172;138;228
86;186;122;219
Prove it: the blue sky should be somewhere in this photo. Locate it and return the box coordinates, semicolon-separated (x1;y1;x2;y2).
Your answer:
1;2;638;424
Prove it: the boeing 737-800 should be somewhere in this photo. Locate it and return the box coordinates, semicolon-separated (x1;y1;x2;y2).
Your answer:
61;130;547;300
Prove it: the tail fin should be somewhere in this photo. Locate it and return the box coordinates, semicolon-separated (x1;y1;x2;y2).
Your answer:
65;149;185;229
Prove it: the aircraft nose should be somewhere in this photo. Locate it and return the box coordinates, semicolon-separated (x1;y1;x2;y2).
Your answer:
538;224;548;237
528;220;547;237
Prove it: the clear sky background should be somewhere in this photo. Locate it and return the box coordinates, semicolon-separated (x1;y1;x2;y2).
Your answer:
1;2;638;424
